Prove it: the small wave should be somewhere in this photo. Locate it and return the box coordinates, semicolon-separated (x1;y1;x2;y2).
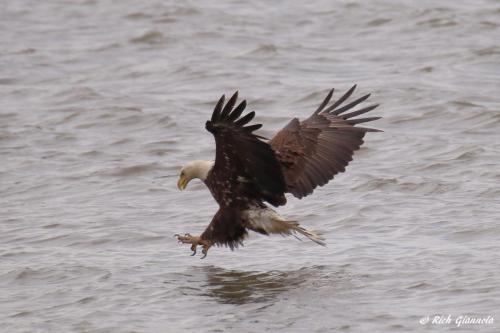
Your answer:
91;42;122;52
52;87;103;104
478;187;500;198
0;131;16;141
446;227;499;242
143;140;179;155
42;223;61;229
416;162;449;172
293;90;329;104
122;106;143;113
54;132;77;142
75;122;101;129
144;139;178;147
418;66;433;73
0;77;19;85
10;48;36;55
0;112;17;120
352;177;459;195
28;234;70;244
407;282;433;290
450;100;481;109
480;20;499;29
67;238;113;247
116;114;144;126
110;138;133;146
101;163;163;177
78;296;95;304
9;268;51;282
154;7;200;23
438;146;484;162
10;311;32;318
124;12;153;20
156;115;173;125
130;30;167;45
366;18;392;27
53;111;82;125
240;44;278;57
417;18;458;28
80;150;104;157
454;150;481;161
473;46;500;57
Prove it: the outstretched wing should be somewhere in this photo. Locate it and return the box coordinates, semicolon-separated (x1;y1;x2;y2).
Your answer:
269;85;381;199
206;92;287;207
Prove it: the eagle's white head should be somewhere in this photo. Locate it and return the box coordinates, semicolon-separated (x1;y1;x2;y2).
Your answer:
177;160;215;190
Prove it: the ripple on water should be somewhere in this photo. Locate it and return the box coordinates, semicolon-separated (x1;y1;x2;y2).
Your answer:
96;163;164;177
129;31;168;45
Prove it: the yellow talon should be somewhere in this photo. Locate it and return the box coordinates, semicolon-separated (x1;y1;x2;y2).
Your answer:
175;233;213;258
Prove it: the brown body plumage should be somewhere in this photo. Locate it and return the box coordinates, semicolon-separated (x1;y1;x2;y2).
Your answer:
176;86;381;257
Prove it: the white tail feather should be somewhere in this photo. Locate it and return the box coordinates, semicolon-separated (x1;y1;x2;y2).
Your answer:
276;220;326;246
244;207;326;246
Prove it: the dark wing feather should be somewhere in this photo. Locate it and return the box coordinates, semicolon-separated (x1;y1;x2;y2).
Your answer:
206;92;287;207
269;86;381;199
234;111;255;126
211;95;225;122
227;100;246;122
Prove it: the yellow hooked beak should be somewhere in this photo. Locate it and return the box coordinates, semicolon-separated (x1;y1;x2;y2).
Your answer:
177;175;188;190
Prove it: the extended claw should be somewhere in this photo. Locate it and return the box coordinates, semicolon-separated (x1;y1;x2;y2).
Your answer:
200;250;207;259
200;243;211;259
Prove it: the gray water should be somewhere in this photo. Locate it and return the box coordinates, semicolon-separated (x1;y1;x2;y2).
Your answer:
1;0;500;332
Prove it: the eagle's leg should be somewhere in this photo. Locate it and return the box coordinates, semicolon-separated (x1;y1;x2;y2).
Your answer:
175;233;213;258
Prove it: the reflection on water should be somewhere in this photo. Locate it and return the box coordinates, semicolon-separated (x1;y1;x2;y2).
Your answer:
203;266;302;305
177;265;329;305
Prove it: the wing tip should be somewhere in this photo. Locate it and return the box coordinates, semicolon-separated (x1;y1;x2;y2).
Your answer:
314;88;335;115
208;91;260;129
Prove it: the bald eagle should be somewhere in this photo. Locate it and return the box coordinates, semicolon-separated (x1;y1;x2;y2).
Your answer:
176;86;381;258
